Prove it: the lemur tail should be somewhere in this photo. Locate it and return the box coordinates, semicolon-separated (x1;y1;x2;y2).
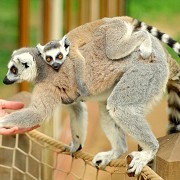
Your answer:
133;19;180;57
167;56;180;134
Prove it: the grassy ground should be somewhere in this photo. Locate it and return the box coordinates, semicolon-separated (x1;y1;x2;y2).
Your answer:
0;0;179;97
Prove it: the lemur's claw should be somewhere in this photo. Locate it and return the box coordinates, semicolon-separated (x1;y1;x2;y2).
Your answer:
126;155;135;177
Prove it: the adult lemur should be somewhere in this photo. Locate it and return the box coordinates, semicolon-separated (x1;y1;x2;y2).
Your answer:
37;16;180;96
1;16;180;176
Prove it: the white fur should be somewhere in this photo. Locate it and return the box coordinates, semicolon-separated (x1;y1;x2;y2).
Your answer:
161;34;169;43
141;22;148;31
128;149;157;176
124;21;133;39
172;72;180;80
168;91;180;107
173;42;180;54
177;125;180;131
150;27;158;36
37;40;69;67
46;48;62;60
6;53;37;83
36;44;44;56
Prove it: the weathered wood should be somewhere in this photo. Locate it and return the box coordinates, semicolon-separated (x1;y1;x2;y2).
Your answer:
42;0;51;43
156;133;180;180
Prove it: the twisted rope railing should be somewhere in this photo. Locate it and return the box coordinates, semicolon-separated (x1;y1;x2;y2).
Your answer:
27;130;163;180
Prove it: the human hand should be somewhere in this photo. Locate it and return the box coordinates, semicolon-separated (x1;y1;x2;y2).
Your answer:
0;99;24;117
0;99;40;135
0;125;40;135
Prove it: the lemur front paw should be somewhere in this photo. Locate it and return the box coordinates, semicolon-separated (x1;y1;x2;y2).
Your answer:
139;48;152;60
92;150;121;169
127;151;154;176
69;142;82;154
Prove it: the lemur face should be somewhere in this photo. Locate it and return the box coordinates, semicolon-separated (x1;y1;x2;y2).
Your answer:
36;35;70;70
3;50;37;85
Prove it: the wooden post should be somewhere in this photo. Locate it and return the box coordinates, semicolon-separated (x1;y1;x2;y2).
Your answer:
18;0;29;91
79;0;90;25
100;0;108;18
156;133;180;180
117;0;125;16
50;0;63;40
42;0;51;43
64;0;71;33
90;0;100;21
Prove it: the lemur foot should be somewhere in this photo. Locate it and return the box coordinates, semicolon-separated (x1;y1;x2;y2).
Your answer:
139;47;152;60
69;142;82;154
127;150;155;176
92;150;121;169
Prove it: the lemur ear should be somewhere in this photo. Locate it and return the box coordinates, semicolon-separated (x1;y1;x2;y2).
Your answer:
60;35;70;50
36;44;45;55
12;50;17;56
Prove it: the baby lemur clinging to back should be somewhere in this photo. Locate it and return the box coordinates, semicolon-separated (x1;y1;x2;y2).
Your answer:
1;16;180;176
37;16;180;96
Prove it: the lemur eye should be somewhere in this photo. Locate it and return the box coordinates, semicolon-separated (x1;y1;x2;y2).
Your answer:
10;66;18;75
46;56;52;62
57;53;63;60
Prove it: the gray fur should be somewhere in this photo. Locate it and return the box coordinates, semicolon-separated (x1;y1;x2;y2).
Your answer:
37;16;179;98
1;34;179;176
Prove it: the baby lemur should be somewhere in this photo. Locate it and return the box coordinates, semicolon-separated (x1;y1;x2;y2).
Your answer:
1;16;180;176
37;16;180;96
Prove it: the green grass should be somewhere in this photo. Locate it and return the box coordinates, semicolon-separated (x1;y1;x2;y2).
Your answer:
126;0;180;20
0;0;18;85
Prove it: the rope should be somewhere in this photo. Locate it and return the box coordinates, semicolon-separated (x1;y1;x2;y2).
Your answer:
27;130;163;180
140;166;164;180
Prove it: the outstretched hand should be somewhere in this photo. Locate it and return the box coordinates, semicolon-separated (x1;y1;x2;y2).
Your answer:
0;99;40;135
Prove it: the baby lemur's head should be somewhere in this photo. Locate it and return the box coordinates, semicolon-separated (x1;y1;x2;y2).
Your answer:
3;48;38;85
36;35;70;70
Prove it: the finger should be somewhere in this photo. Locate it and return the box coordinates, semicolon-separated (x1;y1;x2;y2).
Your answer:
0;127;19;135
0;110;8;117
0;100;24;110
12;125;40;134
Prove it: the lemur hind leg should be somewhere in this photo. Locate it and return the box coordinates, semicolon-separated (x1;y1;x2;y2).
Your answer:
105;20;152;60
106;64;167;175
92;102;127;169
65;101;88;153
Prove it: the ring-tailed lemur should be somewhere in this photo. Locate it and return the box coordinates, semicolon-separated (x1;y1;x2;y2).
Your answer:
36;16;180;97
36;36;70;70
1;19;180;176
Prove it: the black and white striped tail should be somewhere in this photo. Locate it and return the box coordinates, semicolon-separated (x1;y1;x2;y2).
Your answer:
167;81;180;134
133;19;180;57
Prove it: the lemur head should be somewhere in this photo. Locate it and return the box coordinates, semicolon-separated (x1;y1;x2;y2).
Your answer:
3;48;37;85
36;35;70;70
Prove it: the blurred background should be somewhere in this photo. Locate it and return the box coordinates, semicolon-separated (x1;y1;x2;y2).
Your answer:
0;0;179;97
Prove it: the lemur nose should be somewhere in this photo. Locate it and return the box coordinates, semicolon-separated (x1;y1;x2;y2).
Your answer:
3;76;16;85
52;63;61;70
